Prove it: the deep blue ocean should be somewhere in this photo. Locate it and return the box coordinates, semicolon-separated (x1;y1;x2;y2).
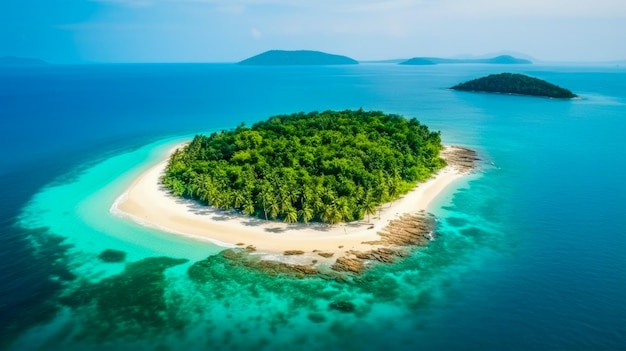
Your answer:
1;63;625;350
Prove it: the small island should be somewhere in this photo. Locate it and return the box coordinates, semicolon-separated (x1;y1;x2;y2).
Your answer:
400;55;531;65
0;56;48;66
451;73;577;99
238;50;358;66
163;110;445;224
114;110;478;277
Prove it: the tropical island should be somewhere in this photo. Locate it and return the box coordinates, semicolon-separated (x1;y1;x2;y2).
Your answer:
114;110;478;277
163;110;446;224
400;55;531;65
238;50;358;65
451;73;577;99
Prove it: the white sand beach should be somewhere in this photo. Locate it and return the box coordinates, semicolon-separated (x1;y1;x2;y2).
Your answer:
111;144;473;261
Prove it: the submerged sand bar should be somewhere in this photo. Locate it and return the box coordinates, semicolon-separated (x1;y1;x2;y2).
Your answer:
112;144;477;263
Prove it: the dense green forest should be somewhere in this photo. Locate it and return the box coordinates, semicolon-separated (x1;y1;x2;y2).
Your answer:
163;110;446;224
451;73;577;98
238;50;358;65
400;55;531;65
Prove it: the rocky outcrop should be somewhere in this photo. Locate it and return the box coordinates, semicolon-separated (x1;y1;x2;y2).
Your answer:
211;146;478;281
350;247;401;263
218;249;318;278
283;250;305;255
330;257;366;274
221;248;245;261
328;300;356;313
254;260;317;276
330;213;435;274
375;212;436;247
441;146;479;173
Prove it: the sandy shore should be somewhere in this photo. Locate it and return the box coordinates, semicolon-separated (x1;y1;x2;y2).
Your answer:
111;144;474;263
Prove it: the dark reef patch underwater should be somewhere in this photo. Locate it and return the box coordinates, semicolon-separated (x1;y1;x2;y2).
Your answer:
98;249;127;263
2;64;625;350
59;257;189;342
0;228;75;350
3;171;508;351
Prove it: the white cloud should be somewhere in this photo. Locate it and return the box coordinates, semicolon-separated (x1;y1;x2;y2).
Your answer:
94;0;626;18
250;27;262;39
421;0;626;19
78;0;626;62
216;4;246;14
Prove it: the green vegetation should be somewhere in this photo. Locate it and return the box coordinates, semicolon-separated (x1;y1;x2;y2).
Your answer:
62;257;188;339
163;110;445;224
238;50;358;65
451;73;577;98
400;58;437;65
400;55;532;65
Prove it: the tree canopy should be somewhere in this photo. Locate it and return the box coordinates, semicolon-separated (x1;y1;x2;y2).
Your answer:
162;110;446;224
451;73;577;98
238;50;358;65
400;55;531;65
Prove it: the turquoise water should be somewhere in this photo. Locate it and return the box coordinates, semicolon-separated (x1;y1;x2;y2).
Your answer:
1;64;625;350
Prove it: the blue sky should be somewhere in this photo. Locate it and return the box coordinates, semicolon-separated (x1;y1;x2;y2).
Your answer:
2;0;625;63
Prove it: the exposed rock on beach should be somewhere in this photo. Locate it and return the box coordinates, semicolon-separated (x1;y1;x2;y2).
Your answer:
197;145;479;280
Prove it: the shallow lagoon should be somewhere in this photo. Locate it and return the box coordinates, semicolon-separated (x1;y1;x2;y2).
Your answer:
1;63;625;350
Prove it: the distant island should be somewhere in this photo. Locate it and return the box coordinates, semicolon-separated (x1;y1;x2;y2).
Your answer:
360;59;407;64
163;110;445;224
238;50;358;66
451;73;577;99
0;56;48;65
400;55;531;65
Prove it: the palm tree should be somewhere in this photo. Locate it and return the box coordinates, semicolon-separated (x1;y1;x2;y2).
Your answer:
330;205;343;224
299;205;314;224
387;169;401;199
286;186;300;209
212;192;223;209
355;206;366;222
199;177;215;204
376;178;389;203
188;175;203;199
205;187;217;207
233;190;246;209
242;199;255;216
277;185;291;214
336;197;351;222
313;193;325;215
269;197;280;219
217;191;232;210
284;206;298;223
323;188;336;204
257;184;273;220
375;175;389;217
363;194;377;222
300;185;313;209
354;186;366;206
321;204;334;224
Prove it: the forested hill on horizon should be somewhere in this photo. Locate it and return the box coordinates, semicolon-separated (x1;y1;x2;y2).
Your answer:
10;52;626;65
400;55;532;65
238;50;358;65
451;73;577;99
